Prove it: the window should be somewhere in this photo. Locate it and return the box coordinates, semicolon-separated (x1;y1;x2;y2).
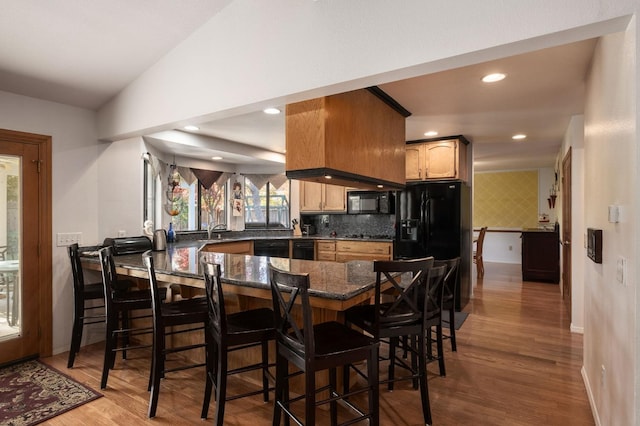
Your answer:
143;157;160;227
243;177;290;228
200;183;226;231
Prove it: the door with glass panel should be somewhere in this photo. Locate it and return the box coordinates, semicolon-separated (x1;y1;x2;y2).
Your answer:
0;133;45;365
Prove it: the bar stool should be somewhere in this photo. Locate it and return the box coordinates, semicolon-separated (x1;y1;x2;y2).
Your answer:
67;243;133;368
269;264;379;426
97;246;166;389
436;257;461;352
142;251;210;418
200;259;276;426
343;258;444;426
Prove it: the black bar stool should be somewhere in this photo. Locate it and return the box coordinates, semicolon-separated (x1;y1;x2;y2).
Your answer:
343;258;445;426
97;246;166;389
142;251;210;418
67;243;133;368
437;257;461;352
269;264;379;426
200;259;275;426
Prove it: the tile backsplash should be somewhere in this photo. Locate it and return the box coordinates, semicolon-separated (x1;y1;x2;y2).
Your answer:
301;214;395;237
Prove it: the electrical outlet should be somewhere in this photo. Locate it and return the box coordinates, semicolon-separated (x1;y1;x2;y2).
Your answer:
509;245;513;251
56;232;82;247
616;257;626;285
601;365;606;385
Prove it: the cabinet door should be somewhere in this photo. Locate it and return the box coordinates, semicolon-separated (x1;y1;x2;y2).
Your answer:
322;184;346;211
299;181;323;211
425;140;457;179
406;145;423;180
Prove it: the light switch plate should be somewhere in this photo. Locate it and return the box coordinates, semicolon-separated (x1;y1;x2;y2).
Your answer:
56;232;82;247
616;256;626;285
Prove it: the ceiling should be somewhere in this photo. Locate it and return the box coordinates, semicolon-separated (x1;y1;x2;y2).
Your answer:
0;2;597;173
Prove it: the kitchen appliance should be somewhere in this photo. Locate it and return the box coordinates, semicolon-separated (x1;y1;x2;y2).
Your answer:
253;239;290;258
347;191;395;214
152;229;167;251
292;240;315;260
394;181;471;309
103;236;153;255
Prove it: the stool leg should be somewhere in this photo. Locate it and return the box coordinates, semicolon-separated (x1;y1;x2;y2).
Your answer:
329;367;337;425
101;316;117;389
417;333;432;425
273;352;286;426
436;324;446;377
201;333;215;419
367;345;380;426
304;365;316;426
449;308;457;351
261;339;270;402
67;302;84;368
214;344;228;426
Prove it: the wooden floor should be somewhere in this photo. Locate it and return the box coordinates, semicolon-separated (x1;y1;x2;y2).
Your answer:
41;262;594;425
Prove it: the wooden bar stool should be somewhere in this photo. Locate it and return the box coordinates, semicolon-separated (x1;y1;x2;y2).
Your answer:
142;251;210;418
97;246;165;390
343;258;444;426
200;260;276;426
269;264;379;426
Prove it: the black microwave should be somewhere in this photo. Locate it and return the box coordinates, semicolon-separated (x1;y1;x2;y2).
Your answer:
347;191;395;214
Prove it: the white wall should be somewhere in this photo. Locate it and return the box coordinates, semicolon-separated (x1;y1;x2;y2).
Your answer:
582;25;636;426
0;90;100;354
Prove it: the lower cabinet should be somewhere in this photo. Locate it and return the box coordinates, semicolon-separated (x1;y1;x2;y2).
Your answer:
521;230;560;283
201;241;253;254
316;240;393;262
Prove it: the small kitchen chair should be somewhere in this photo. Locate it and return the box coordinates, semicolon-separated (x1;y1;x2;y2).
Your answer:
474;227;487;278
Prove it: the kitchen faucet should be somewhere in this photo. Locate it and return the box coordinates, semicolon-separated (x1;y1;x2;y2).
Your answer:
207;223;227;239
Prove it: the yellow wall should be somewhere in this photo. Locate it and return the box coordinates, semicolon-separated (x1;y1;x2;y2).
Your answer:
474;170;538;228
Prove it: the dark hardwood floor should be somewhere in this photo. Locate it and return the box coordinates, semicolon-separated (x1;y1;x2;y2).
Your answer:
41;262;594;425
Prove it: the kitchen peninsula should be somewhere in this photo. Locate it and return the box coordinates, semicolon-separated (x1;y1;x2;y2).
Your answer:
81;242;390;312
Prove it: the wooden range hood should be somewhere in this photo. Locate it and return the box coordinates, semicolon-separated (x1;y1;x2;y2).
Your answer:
285;87;410;190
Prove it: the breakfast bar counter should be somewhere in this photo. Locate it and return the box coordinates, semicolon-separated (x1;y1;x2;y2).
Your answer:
81;244;387;312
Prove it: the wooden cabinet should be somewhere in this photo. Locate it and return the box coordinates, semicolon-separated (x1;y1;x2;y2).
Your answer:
316;240;336;261
299;181;346;212
316;240;393;262
335;240;393;262
521;231;559;283
201;240;253;255
406;137;468;182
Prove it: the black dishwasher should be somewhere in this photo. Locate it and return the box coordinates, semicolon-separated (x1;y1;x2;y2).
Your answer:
253;239;290;258
292;240;315;260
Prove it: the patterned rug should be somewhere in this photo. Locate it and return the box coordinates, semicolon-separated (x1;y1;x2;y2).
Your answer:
0;360;101;426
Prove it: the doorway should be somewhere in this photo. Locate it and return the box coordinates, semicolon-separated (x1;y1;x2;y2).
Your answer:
0;129;52;366
561;148;572;316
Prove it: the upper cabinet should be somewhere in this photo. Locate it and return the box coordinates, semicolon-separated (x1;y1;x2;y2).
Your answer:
299;181;346;212
406;136;469;182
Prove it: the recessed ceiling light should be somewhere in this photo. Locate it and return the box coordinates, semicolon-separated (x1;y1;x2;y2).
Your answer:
512;134;527;140
424;131;438;137
184;125;199;131
212;156;223;160
482;73;506;83
324;175;332;179
263;107;281;115
377;184;384;189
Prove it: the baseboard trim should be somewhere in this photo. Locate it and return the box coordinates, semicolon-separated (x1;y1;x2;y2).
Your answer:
570;324;584;334
582;366;601;426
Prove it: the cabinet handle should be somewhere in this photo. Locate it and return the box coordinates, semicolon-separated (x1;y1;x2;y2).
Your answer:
419;168;421;179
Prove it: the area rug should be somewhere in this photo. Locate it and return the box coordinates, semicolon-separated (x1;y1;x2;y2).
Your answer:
442;310;469;330
0;360;101;426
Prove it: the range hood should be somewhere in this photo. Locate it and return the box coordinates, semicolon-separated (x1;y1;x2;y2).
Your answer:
285;87;410;190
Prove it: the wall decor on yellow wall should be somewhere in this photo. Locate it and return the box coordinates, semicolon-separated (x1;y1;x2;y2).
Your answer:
474;170;538;229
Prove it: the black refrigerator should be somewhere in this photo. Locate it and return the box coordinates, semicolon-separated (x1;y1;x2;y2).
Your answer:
395;181;471;310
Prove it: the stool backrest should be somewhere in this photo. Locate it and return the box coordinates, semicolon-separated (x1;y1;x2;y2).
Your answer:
68;243;86;298
201;260;226;339
422;264;447;322
97;246;118;315
142;251;163;327
372;257;434;331
435;257;460;310
268;264;312;358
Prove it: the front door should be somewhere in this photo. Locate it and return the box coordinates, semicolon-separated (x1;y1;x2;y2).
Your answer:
0;129;51;365
561;149;572;317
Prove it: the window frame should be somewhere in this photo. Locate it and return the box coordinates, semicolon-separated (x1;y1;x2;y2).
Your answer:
243;177;291;229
